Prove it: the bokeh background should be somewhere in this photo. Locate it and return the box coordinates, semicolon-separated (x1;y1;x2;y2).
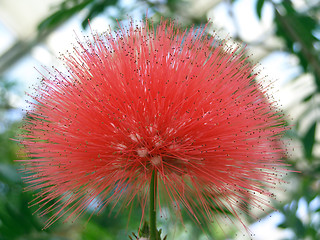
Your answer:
0;0;319;239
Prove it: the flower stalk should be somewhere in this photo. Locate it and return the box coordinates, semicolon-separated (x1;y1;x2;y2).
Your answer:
149;169;158;240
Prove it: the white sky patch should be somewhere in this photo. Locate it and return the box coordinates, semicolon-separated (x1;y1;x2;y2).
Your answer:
208;0;273;42
247;212;294;240
0;21;15;55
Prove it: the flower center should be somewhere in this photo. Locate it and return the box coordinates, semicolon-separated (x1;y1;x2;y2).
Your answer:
150;156;162;166
136;147;148;157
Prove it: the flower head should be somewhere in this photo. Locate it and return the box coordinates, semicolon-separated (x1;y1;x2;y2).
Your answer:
20;19;288;230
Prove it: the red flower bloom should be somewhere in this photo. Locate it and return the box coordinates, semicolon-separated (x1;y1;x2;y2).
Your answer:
20;19;288;230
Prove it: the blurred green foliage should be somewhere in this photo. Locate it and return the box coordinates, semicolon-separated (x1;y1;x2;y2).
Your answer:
1;0;320;239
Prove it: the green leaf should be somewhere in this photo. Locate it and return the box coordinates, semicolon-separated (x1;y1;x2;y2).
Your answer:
82;221;113;240
275;1;320;90
139;221;150;238
302;92;314;102
38;0;93;31
302;122;317;161
256;0;265;19
81;0;118;29
278;201;306;237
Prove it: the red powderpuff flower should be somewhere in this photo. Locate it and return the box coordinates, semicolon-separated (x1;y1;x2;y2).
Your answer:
20;19;288;231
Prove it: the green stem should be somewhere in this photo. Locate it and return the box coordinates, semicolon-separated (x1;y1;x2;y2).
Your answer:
149;169;158;240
